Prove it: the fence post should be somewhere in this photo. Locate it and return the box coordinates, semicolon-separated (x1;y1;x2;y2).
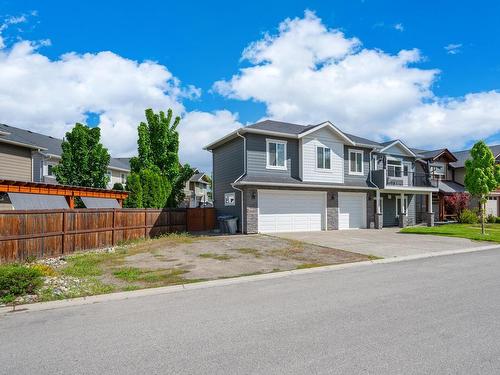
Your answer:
144;209;148;239
111;209;116;246
61;210;66;255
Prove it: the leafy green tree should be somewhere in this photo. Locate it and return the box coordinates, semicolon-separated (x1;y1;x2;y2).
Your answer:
128;108;193;208
464;141;500;234
54;124;111;188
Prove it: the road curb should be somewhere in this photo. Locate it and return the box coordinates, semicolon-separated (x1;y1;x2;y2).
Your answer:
1;244;499;316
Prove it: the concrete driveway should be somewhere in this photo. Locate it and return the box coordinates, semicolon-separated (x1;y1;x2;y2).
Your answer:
275;227;492;258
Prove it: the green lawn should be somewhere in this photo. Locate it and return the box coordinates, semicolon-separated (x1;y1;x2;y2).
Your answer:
400;223;500;243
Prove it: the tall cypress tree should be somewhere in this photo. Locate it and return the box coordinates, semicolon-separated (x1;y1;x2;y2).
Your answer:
126;109;192;208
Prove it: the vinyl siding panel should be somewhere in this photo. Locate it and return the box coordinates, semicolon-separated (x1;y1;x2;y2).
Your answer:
246;134;299;178
32;152;44;182
212;137;244;227
0;143;32;181
302;127;344;183
344;146;370;185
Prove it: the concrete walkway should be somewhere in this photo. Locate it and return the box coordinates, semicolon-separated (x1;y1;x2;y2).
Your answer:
275;227;491;258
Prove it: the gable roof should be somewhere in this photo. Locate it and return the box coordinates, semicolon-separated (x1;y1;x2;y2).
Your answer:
246;120;318;135
417;148;458;162
379;139;417;157
450;145;500;168
0;123;130;171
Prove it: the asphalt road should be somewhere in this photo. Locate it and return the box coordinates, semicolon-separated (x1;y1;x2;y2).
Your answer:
2;250;500;375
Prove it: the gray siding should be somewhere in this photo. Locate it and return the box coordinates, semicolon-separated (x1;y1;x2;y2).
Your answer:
212;137;244;230
246;134;299;179
0;143;32;181
344;146;371;185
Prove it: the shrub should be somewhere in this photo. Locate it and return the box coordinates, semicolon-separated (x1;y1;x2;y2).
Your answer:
444;193;470;217
29;264;57;277
0;264;43;302
112;182;124;191
487;214;497;224
458;209;479;224
496;216;500;224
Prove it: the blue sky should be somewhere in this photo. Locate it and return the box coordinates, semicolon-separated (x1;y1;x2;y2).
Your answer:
0;0;499;171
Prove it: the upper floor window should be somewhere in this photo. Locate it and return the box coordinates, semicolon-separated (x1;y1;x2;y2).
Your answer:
266;139;287;170
316;146;331;169
430;164;445;176
121;173;126;184
349;149;364;175
47;164;54;176
387;159;402;178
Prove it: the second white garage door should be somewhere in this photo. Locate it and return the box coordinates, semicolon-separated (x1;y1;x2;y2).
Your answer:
338;192;367;229
258;190;326;233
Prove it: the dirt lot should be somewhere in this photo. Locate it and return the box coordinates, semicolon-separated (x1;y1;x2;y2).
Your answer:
118;233;369;282
13;233;372;304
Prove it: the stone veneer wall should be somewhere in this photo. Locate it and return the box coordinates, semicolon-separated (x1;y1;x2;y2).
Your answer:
241;186;375;234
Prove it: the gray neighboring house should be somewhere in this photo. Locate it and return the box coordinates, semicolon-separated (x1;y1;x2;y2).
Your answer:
450;145;500;217
205;120;438;233
0;123;130;188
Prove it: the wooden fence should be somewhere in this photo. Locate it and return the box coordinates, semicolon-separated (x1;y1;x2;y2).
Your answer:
0;208;216;263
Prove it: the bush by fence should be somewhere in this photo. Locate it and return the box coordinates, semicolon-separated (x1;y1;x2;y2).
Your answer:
0;208;216;263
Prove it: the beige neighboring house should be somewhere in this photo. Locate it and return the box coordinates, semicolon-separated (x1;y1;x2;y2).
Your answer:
0;123;130;189
182;170;212;208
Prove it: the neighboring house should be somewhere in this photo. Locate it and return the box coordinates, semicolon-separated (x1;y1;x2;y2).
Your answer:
181;170;211;208
0;124;130;189
205;120;438;233
413;148;464;222
450;145;500;217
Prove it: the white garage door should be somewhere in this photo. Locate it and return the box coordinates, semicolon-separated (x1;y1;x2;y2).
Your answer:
486;197;498;217
258;190;326;233
338;192;367;229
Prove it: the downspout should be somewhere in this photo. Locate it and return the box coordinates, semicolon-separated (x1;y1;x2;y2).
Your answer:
231;130;247;232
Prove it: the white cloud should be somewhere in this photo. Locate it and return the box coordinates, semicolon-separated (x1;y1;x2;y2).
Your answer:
214;11;500;150
444;43;462;55
0;35;240;172
394;23;404;32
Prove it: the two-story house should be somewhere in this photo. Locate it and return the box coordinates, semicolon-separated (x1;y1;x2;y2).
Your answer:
0;123;130;189
450;145;500;217
205;120;438;233
180;169;212;208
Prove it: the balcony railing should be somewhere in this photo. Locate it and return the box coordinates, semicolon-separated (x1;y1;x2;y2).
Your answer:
371;170;438;188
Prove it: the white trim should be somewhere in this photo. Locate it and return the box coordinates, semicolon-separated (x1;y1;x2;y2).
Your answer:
236;181;376;190
381;186;438;193
348;149;364;176
0;138;47;151
266;138;287;170
314;144;333;171
298;121;355;145
395;195;409;217
379;140;417;157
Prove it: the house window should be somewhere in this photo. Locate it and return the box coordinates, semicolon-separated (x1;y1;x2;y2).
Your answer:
106;170;112;181
121;173;126;184
387;159;402;178
316;146;331;169
47;164;54;176
349;149;363;175
430;164;445;176
266;139;287;170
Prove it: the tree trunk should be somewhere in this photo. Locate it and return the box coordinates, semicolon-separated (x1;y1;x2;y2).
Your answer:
481;200;486;235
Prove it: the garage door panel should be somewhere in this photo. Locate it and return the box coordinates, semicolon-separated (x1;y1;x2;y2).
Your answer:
258;190;325;233
338;192;366;229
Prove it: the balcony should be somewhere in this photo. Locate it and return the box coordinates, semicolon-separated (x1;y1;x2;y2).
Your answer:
371;169;438;189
